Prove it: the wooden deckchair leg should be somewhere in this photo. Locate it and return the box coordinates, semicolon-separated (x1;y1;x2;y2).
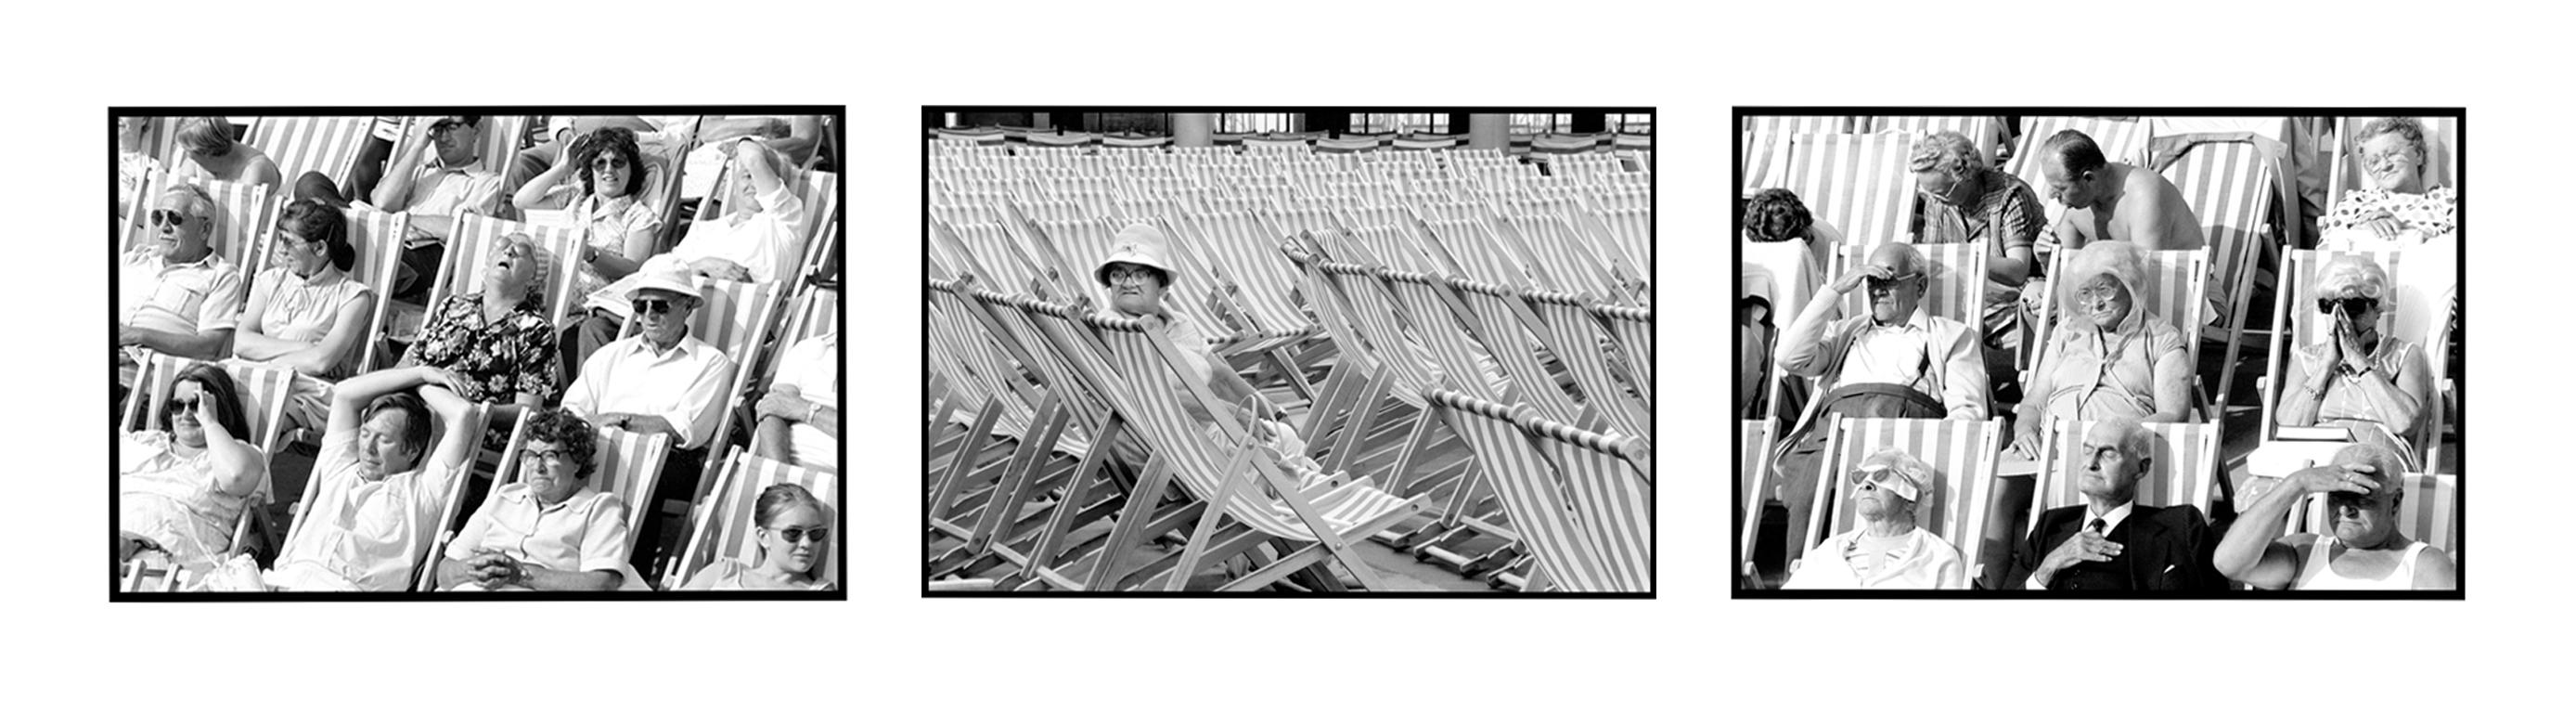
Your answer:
927;398;1003;521
1169;429;1264;591
1085;457;1178;591
1024;417;1124;581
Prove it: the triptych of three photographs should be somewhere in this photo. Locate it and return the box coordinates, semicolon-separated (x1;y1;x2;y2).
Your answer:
108;105;2461;600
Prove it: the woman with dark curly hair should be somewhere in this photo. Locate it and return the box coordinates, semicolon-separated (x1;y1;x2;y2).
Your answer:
432;408;632;591
397;232;559;429
230;198;377;431
512;127;663;299
120;364;268;570
1740;188;1835;417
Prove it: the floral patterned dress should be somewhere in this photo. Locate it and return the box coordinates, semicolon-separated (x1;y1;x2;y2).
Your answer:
407;293;560;406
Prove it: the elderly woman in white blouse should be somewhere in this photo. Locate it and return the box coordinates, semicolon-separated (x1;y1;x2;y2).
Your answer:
1783;448;1966;590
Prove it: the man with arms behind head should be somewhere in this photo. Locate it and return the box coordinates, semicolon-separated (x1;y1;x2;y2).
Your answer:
2005;417;2223;590
263;366;481;590
2041;129;2206;253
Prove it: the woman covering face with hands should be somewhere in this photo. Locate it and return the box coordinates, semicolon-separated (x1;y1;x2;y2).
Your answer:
2274;255;2433;471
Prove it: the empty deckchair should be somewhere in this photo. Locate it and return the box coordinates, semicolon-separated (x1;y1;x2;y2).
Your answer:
2151;132;2289;421
1777;132;1916;249
1864;116;2005;161
1741;115;1856;192
1423;389;1647;592
247;116;375;192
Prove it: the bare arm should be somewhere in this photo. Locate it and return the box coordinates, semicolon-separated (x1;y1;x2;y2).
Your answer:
2217;462;2372;589
1938;321;1990;421
2147;335;2191;422
2276;346;2331;427
190;397;265;496
270;292;375;378
418;383;481;473
511;149;581;211
370;119;434;210
123;325;233;361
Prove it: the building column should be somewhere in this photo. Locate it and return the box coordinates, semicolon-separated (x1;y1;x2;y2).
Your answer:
1469;114;1511;149
1174;113;1214;147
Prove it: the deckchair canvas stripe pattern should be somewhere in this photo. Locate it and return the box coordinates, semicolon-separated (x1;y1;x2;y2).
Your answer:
2035;420;2225;518
249;116;374;191
1779;132;1915;249
1811;417;2003;576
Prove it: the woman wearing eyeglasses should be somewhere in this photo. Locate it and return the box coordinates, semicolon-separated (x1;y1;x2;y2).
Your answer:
2006;240;2191;459
229;198;377;432
2320;118;2454;252
513;127;662;300
2277;255;2433;471
679;483;833;590
1783;448;1965;590
432;408;631;591
120;364;268;571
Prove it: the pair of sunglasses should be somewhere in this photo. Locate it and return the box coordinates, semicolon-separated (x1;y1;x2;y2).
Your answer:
2317;297;2379;315
771;526;830;543
150;209;193;228
633;298;684;316
1863;273;1922;291
168;395;201;410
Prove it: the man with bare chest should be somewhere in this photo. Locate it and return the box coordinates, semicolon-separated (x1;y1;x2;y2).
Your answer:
2041;130;2205;253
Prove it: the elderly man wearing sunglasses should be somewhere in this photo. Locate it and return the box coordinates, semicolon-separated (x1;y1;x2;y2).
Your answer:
117;185;248;394
2276;255;2434;472
1783;448;1966;590
560;254;737;575
433;408;632;591
1758;242;1989;581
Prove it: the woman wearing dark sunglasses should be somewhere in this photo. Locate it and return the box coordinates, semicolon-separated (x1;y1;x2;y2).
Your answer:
679;483;832;590
512;127;662;300
119;364;266;570
2277;255;2433;471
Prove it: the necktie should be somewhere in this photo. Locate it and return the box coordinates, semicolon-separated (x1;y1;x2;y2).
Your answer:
2089;517;2107;536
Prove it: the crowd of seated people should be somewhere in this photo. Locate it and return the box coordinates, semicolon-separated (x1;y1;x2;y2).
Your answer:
112;113;841;593
1740;116;2462;591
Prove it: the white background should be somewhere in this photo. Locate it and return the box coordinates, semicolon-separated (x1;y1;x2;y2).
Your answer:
5;1;2556;709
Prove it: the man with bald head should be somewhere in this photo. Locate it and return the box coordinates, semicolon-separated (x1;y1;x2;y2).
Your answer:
2214;443;2454;590
1758;242;1989;579
2004;417;2224;590
2041;130;2206;253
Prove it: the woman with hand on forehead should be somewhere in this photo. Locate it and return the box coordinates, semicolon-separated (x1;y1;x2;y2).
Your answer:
119;365;268;571
2276;255;2433;471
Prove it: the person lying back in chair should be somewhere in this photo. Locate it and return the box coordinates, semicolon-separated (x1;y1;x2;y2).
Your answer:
263;366;478;591
2004;418;2225;591
2041;129;2205;253
1764;242;1989;577
433;408;630;591
1783;448;1966;590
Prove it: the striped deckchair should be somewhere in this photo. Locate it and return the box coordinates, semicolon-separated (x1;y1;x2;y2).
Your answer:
592;426;669;588
1834;242;1984;324
334;207;411;372
1423;216;1534;289
1778;132;1916;249
1052;306;1423;591
125;174;277;278
2004;116;2149;227
1738;419;1777;581
1497;213;1626;298
120;356;296;569
1592;206;1653;279
2153;132;2290;421
1522;406;1652;591
1423;389;1647;592
1741;115;1856;191
1373;270;1518;556
1445;276;1587;425
2257;249;2432;460
922;280;1054;576
1177;210;1314;346
416;214;584;332
248;116;375;191
2033;420;2225;539
1863;116;2005;162
934;221;1054;298
1592;301;1652;404
1529;291;1650;439
628;278;779;500
669;447;842;590
1806;417;2004;580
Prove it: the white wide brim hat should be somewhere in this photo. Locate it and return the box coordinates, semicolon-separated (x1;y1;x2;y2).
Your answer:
1094;222;1180;287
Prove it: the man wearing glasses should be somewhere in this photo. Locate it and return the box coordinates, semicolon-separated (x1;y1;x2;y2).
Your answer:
367;115;509;302
1911;130;2042;403
116;184;246;393
432;408;632;591
2004;417;2225;590
1758;242;1989;579
560;255;737;576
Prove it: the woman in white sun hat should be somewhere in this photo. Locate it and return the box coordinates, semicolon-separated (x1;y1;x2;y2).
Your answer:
1094;222;1311;463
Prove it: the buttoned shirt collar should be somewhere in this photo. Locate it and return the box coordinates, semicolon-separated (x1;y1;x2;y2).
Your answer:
2085;499;2136;534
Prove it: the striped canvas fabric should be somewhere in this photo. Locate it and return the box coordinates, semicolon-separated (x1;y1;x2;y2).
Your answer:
1383;271;1511;404
1739;418;1777;572
122;354;202;434
1863;116;2004;163
1307;261;1443;402
591;427;672;542
2035;420;2225;522
2006;117;2149;194
1742;116;1856;191
220;363;299;468
1836;242;1983;325
1813;417;2003;573
1179;210;1310;341
676;448;841;590
1778;132;1916;249
1448;280;1586;423
1531;295;1648;439
1423;218;1533;289
1524;410;1652;591
2156;136;2276;334
337;208;410;370
1503;213;1623;298
414;410;518;591
923;279;1034;440
1593;302;1652;400
1424;389;1630;592
249;116;373;189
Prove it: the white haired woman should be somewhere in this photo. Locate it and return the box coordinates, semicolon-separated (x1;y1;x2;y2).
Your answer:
1783;448;1966;590
2007;240;2192;459
2276;255;2433;471
2321;118;2454;251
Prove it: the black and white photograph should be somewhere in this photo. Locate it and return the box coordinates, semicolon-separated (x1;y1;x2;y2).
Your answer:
1735;110;2461;595
111;108;845;597
925;108;1654;593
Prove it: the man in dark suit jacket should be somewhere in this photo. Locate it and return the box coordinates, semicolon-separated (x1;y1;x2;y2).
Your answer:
2004;417;2225;591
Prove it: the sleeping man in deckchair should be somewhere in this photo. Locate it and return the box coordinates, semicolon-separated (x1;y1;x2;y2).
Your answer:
261;367;478;591
2039;129;2206;253
1764;242;1988;578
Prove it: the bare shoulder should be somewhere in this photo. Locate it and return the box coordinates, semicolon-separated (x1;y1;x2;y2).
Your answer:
2412;545;2458;589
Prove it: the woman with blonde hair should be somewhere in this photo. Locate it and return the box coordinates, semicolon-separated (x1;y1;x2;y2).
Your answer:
2007;240;2190;459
